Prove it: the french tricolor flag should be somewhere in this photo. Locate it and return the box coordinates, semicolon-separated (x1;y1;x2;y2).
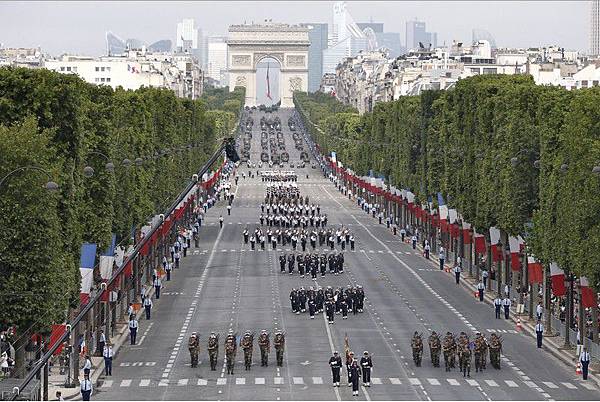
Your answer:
79;243;97;305
549;262;566;297
580;276;596;308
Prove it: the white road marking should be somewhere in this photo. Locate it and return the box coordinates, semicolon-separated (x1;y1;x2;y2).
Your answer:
217;378;227;385
542;381;558;389
580;382;596;390
371;377;382;385
312;377;323;384
178;379;188;386
505;380;518;388
255;377;265;385
447;379;460;386
485;380;498;387
561;382;576;389
427;378;440;386
100;380;113;388
274;377;284;385
236;377;245;385
120;379;132;387
466;379;479;386
197;379;207;386
390;378;402;385
293;377;304;385
409;378;421;385
139;379;150;387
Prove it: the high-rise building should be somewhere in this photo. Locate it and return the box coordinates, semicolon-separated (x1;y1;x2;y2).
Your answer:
406;19;437;51
207;36;228;86
323;42;348;74
176;19;199;52
357;22;384;33
379;32;403;58
300;23;329;92
592;0;600;56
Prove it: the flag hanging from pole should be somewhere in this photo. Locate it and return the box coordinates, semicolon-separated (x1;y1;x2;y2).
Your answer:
266;62;272;100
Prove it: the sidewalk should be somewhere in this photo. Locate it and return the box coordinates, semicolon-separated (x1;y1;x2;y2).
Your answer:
345;187;600;388
48;286;155;400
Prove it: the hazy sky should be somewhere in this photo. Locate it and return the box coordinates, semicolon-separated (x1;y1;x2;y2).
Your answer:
0;1;591;56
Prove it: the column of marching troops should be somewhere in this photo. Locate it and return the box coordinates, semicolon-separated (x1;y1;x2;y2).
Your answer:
410;331;503;377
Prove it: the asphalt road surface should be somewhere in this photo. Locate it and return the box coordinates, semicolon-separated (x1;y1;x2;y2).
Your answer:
94;109;599;401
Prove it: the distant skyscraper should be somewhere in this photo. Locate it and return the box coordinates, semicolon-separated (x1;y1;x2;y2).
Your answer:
106;31;126;56
592;0;600;56
300;23;328;92
379;32;403;58
207;36;228;86
406;19;437;50
357;22;384;33
472;28;497;49
176;19;199;52
148;40;172;53
323;42;348;74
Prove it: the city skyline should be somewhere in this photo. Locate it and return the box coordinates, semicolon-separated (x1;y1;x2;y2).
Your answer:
0;1;591;56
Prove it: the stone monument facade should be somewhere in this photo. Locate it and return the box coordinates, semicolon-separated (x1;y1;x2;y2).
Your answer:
227;23;309;107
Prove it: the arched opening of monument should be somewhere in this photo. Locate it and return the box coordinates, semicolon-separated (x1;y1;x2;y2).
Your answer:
255;57;281;106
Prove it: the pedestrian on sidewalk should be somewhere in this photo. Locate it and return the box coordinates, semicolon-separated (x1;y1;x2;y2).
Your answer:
411;235;417;250
454;264;461;284
494;297;502;319
504;284;510;299
535;321;544;348
477;281;485;301
227;205;232;216
400;227;406;242
127;303;134;317
424;241;430;259
129;317;138;345
174;250;181;269
580;347;591;380
165;262;172;281
82;355;92;376
55;391;64;401
97;329;106;357
143;296;153;319
169;245;175;262
502;297;511;319
439;247;446;271
536;302;543;321
80;374;93;401
182;240;188;257
153;276;162;299
482;269;489;288
103;342;113;376
219;215;224;228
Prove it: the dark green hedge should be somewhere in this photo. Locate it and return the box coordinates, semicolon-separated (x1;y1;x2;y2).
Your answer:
0;67;244;333
295;76;600;283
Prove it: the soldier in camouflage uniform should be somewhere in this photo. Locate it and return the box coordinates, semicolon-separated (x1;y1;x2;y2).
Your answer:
258;330;270;367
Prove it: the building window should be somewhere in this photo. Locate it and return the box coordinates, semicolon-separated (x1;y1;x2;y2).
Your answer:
66;66;71;71
95;78;100;82
101;66;105;72
582;80;588;87
95;67;100;72
60;67;65;71
593;80;599;86
72;67;77;72
106;66;111;72
100;77;106;82
106;77;111;82
483;68;497;75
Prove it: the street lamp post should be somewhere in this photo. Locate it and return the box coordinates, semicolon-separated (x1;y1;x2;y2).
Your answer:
563;272;575;348
0;166;59;192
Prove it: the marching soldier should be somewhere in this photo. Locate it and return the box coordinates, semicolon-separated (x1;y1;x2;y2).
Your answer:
240;331;254;371
349;359;361;396
207;332;219;371
290;288;299;314
503;297;511;319
288;253;295;275
428;331;441;367
258;330;270;367
329;351;342;387
360;351;373;387
308;292;317;319
279;253;286;273
250;234;256;250
340;294;349;319
325;298;335;324
274;331;285;367
188;332;200;368
225;332;237;375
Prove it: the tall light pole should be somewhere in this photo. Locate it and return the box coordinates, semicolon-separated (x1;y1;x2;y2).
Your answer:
0;166;59;192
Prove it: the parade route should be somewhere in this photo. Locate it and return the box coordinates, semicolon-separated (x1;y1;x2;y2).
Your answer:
93;109;599;401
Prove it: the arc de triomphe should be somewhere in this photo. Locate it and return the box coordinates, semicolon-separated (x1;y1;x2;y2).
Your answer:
227;23;309;108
